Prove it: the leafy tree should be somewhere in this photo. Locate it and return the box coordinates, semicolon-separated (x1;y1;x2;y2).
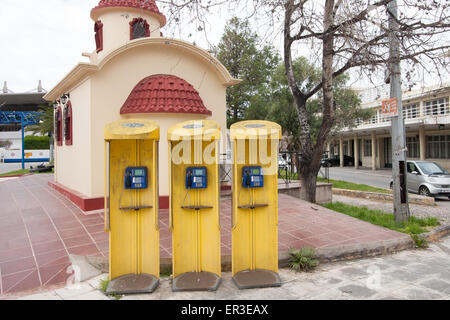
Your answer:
158;0;450;204
267;58;372;151
29;104;54;137
215;17;280;127
24;136;50;150
28;104;54;162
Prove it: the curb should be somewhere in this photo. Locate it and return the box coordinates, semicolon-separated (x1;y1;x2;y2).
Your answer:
419;223;450;242
87;230;450;273
333;188;435;206
0;173;33;179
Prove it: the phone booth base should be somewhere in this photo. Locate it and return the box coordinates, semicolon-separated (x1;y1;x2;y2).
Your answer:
233;270;281;290
106;274;159;295
172;272;222;292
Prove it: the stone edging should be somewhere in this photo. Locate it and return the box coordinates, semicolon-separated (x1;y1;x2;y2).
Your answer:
87;226;450;274
0;173;33;179
332;188;435;206
419;223;450;242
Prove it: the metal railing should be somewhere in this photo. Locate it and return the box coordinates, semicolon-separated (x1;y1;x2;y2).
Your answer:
352;98;449;129
278;151;330;184
278;151;300;184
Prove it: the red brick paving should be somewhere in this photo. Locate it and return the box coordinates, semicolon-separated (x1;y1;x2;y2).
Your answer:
0;174;406;296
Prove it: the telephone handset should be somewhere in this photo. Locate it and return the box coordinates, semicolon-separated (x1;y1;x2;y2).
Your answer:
242;166;264;188
125;170;132;189
124;167;148;190
185;167;207;189
186;170;193;188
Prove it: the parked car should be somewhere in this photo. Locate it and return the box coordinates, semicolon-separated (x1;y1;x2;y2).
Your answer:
321;155;361;167
389;161;450;199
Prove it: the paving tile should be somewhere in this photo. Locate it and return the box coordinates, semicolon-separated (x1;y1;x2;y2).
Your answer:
67;290;110;300
67;244;100;256
0;256;37;276
55;282;95;299
0;246;33;264
35;250;70;268
89;232;109;243
287;228;315;240
63;235;95;248
95;241;109;252
32;240;65;256
84;224;105;234
2;269;41;294
29;231;61;245
17;291;62;300
58;227;89;239
0;237;30;252
39;262;72;286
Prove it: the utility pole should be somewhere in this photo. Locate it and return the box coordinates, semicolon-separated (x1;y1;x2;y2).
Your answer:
388;0;410;222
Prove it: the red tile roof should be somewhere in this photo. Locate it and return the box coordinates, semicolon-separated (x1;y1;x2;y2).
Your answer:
120;75;212;116
92;0;166;25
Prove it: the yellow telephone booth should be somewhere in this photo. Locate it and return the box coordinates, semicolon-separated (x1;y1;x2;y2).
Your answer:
168;120;222;292
104;119;160;295
230;120;282;289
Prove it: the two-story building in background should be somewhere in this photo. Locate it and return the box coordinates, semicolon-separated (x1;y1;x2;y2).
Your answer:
329;83;450;171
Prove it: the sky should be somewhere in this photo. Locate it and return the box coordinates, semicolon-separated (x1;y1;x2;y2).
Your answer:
0;0;448;94
0;0;231;93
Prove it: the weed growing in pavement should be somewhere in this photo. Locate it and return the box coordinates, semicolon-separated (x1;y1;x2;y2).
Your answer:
410;234;429;248
99;279;122;300
288;247;319;272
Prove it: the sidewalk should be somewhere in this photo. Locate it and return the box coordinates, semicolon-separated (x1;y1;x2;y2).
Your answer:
0;174;408;296
9;235;450;300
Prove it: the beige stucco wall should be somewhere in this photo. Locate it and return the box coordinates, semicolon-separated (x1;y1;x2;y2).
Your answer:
84;42;228;198
93;9;161;62
55;79;92;195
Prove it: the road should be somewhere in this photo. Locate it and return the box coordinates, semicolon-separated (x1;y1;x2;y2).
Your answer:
0;163;35;174
11;235;450;300
327;167;450;208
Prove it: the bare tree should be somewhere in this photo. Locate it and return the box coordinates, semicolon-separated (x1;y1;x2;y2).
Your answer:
154;0;450;203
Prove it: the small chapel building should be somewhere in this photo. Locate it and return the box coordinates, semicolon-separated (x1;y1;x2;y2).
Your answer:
44;0;239;212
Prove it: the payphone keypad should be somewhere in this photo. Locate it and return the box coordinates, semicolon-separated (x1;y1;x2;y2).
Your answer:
186;167;207;189
124;167;148;190
242;166;264;188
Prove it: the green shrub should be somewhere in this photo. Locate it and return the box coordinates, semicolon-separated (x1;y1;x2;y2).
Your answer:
24;136;50;150
288;247;319;272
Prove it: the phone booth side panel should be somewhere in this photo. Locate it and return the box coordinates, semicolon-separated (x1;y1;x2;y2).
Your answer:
137;139;160;276
109;139;138;280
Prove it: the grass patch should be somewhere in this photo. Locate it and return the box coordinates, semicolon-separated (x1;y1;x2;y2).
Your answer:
99;279;109;293
288;248;319;272
0;169;30;177
323;202;439;235
317;177;390;193
160;266;172;278
0;168;54;177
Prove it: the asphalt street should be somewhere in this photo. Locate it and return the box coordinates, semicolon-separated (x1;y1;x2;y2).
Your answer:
327;166;450;208
0;163;35;174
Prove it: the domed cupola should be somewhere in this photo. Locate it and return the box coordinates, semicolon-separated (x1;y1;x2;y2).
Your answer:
90;0;166;57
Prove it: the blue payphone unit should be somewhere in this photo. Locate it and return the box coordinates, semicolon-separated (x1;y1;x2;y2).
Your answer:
124;167;148;190
185;167;208;189
242;166;264;188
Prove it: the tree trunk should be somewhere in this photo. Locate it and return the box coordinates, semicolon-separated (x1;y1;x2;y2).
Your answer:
283;0;336;203
298;149;323;203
